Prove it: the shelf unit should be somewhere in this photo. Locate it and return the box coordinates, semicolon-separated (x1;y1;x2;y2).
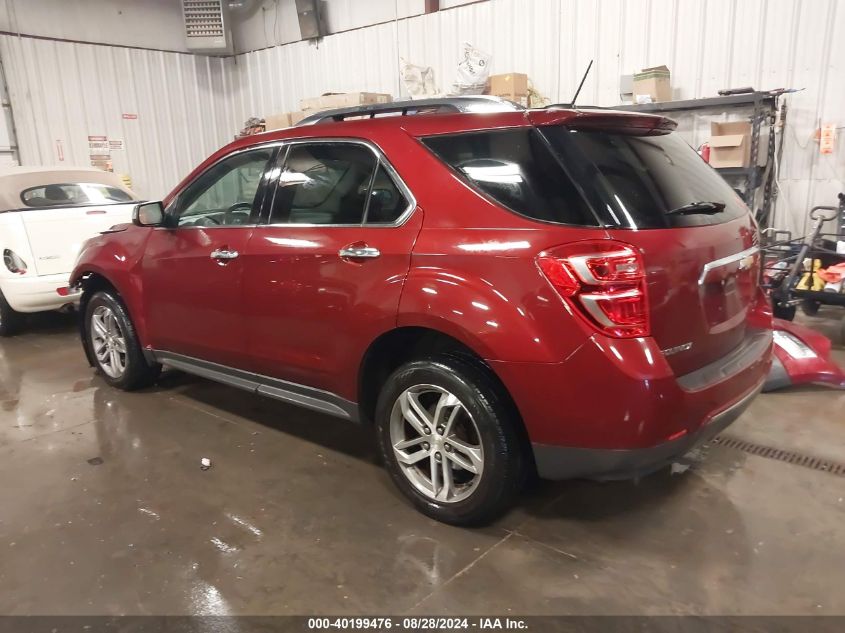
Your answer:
610;91;785;228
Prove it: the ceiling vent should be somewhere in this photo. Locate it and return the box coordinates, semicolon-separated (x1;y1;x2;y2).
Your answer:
182;0;233;54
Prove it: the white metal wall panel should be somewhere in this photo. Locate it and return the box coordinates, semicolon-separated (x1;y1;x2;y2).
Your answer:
0;34;234;198
1;0;842;235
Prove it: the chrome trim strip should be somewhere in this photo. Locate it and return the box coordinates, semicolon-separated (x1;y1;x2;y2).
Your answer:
153;350;359;421
698;246;759;285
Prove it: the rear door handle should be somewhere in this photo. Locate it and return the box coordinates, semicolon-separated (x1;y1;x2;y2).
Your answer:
339;245;380;259
210;248;239;260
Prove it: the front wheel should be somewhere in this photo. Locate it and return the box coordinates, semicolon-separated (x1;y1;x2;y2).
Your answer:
84;290;160;390
0;290;24;337
375;353;526;526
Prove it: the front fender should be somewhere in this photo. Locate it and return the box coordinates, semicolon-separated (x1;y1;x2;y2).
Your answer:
72;226;153;346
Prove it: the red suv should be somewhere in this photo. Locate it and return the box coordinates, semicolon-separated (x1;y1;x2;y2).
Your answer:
71;97;773;525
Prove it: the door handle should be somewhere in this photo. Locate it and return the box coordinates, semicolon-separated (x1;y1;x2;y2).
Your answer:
339;245;380;259
210;248;239;260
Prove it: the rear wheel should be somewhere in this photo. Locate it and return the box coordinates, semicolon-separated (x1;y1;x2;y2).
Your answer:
0;290;24;337
84;290;160;390
375;353;525;526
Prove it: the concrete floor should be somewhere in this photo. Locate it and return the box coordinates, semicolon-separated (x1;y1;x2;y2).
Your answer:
0;310;844;616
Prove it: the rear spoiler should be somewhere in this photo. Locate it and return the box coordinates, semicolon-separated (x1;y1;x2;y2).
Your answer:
529;109;677;135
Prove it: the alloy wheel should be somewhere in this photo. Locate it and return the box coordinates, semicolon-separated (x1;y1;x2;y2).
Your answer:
91;305;127;379
389;384;484;503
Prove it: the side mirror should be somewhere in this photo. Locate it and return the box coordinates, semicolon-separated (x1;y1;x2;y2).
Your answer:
133;201;165;227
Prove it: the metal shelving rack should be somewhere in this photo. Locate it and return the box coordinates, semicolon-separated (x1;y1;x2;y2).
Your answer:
611;91;785;229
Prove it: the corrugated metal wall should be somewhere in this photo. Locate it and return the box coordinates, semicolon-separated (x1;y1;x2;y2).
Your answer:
0;34;239;197
3;0;843;235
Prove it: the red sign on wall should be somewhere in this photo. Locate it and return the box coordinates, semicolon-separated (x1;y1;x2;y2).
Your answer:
122;113;138;120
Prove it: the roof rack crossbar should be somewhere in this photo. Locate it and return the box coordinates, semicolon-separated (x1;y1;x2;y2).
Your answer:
296;96;524;126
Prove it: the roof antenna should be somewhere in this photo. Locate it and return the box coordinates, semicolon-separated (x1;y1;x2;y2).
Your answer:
568;59;594;107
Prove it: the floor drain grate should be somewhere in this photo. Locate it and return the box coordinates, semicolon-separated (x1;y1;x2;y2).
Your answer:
712;436;845;477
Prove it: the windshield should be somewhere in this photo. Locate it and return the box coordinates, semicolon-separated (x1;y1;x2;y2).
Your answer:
541;126;750;228
20;183;135;208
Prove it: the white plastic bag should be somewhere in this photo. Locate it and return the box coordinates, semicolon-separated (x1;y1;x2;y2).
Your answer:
399;58;439;99
452;42;491;95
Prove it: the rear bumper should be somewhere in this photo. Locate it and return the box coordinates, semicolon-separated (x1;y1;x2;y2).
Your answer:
531;376;764;480
489;328;772;480
1;273;80;312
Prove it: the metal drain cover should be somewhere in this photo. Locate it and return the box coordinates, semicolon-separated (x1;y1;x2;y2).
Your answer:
713;435;845;477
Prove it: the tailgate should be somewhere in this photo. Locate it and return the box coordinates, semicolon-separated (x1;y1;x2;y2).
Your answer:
615;219;760;375
539;123;763;375
20;203;135;275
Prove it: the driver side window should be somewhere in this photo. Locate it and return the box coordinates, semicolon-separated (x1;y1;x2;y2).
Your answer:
173;148;273;227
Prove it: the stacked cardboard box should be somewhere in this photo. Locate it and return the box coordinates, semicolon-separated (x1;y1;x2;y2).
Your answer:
299;92;392;112
633;65;671;103
487;73;529;107
264;92;393;131
264;111;307;130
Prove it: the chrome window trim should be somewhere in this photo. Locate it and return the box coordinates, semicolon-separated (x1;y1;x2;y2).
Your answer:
698;246;760;286
263;137;418;229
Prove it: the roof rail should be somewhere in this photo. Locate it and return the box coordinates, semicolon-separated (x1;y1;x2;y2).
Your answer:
296;96;524;126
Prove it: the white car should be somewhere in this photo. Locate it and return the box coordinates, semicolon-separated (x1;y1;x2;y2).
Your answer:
0;166;139;335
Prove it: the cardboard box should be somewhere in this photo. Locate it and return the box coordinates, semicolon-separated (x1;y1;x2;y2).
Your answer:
633;65;671;103
299;92;392;112
487;73;529;105
709;121;751;168
264;112;293;130
264;111;309;130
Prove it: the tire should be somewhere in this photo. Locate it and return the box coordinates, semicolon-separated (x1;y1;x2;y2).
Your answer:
0;290;24;337
83;290;160;390
375;353;526;526
800;299;821;316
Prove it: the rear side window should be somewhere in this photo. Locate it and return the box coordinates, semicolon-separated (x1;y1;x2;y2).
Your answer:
270;144;377;225
21;183;134;208
365;164;409;224
421;129;597;226
542;127;749;228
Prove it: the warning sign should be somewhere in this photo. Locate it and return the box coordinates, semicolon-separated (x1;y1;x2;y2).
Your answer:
88;135;112;171
88;135;108;153
820;123;836;155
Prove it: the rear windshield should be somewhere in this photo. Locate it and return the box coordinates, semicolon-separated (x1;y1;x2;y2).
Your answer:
541;127;749;228
21;183;135;208
422;126;750;229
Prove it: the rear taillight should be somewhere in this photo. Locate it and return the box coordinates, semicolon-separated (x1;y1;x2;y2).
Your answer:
3;249;27;275
537;240;649;338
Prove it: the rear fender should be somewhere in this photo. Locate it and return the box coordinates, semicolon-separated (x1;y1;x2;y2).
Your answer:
398;263;590;363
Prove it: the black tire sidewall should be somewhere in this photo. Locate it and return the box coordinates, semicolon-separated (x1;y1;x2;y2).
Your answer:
375;354;523;526
84;290;155;390
0;290;23;337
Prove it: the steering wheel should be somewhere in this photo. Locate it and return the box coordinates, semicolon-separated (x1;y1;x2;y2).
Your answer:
224;202;253;225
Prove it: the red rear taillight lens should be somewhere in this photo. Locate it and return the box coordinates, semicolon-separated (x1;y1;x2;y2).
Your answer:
537;241;649;338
